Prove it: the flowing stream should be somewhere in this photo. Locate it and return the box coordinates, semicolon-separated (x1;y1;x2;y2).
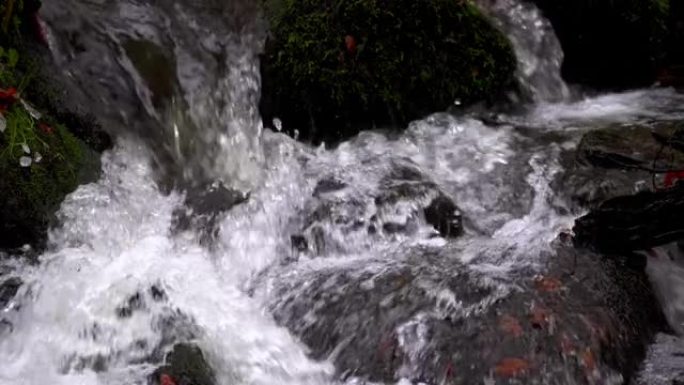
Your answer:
2;1;684;384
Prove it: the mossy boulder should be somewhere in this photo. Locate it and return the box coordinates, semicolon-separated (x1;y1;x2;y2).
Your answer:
260;0;516;143
0;103;101;250
531;0;670;88
150;343;216;385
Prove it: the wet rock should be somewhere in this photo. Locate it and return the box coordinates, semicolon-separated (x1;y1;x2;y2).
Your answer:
116;285;168;319
150;343;216;385
556;165;653;209
574;182;684;253
0;277;21;309
260;0;516;142
150;285;167;302
116;292;145;319
290;234;308;253
424;195;463;238
297;165;464;256
313;177;347;196
261;244;663;384
172;182;248;245
577;124;684;172
556;123;684;208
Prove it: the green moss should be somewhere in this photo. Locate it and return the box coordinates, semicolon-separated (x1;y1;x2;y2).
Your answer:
0;0;108;250
260;0;517;142
0;102;95;248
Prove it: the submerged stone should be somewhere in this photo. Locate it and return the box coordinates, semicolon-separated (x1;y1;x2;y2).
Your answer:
574;182;684;253
171;182;248;246
424;195;463;238
260;0;517;143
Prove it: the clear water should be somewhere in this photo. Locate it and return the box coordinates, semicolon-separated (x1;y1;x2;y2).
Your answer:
2;0;684;384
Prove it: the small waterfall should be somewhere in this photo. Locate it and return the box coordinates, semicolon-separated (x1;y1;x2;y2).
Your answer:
5;1;684;384
476;0;570;103
41;0;267;190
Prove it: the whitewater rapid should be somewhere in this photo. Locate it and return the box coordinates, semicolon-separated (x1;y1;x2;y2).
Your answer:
2;88;684;384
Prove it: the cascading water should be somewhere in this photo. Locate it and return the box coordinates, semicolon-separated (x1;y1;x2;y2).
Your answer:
476;0;570;103
2;0;684;384
42;0;266;190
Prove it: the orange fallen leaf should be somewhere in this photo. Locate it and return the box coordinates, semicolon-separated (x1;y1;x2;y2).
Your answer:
495;357;529;377
344;35;357;56
499;314;523;338
534;276;562;292
582;348;596;372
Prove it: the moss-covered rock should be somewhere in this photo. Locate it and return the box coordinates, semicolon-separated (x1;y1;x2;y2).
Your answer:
0;0;109;251
0;103;100;250
260;0;516;143
150;343;216;385
531;0;669;88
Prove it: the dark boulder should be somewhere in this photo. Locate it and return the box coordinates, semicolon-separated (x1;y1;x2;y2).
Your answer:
531;0;669;88
424;195;463;238
0;107;103;250
555;123;684;207
577;123;684;172
0;276;20;309
574;182;684;253
294;163;463;256
150;343;216;385
172;182;248;246
260;0;517;143
568;122;684;253
260;243;663;384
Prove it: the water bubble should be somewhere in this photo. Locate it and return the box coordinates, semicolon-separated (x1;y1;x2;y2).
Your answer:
34;152;42;163
19;156;32;167
0;113;5;133
454;99;462;106
20;99;42;120
273;118;283;132
21;143;30;154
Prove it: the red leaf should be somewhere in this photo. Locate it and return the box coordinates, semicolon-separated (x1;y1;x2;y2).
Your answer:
38;122;54;134
534;276;562;293
344;35;357;56
582;348;596;371
664;171;684;188
499;314;523;338
0;88;17;101
160;373;177;385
